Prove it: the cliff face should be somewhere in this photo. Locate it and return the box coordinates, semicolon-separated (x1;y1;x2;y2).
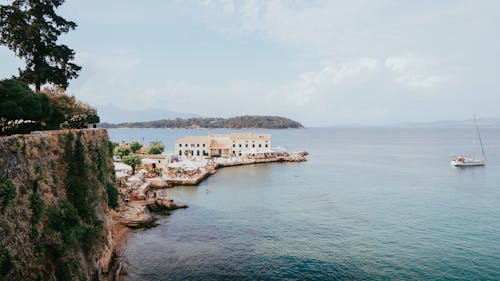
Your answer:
0;129;117;281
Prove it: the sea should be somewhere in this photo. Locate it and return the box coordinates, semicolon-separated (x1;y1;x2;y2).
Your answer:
107;127;500;280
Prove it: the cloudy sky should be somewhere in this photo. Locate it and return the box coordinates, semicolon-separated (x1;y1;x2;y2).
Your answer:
1;0;499;126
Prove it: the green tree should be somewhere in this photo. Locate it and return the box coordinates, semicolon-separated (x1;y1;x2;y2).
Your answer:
0;78;51;135
122;154;141;173
0;0;81;92
129;141;143;153
148;140;165;155
42;86;99;129
106;183;119;209
0;177;16;212
113;146;131;158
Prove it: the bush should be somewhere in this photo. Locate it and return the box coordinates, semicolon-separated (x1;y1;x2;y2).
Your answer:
30;191;44;238
147;140;165;155
113;146;131;158
122;154;141;172
0;177;16;210
106;183;119;209
0;79;51;135
129;141;143;153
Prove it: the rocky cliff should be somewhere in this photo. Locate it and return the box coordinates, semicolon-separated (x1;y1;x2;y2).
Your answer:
0;129;118;281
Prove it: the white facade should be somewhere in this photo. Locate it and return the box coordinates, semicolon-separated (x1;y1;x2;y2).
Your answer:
175;133;271;157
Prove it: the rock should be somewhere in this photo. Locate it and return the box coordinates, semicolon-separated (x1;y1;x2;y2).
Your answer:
146;198;188;212
150;179;171;189
123;216;158;228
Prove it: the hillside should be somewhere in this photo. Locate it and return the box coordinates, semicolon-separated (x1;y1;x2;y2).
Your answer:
98;115;304;129
96;104;199;123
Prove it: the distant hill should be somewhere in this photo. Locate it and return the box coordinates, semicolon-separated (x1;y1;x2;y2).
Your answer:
397;118;500;128
98;115;304;129
96;103;199;123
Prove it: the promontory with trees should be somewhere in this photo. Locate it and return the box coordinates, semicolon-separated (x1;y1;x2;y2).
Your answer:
99;115;304;129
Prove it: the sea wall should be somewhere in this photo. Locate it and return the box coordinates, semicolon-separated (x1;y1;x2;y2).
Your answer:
0;129;117;281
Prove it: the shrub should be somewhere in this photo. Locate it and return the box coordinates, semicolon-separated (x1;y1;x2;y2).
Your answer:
113;146;131;157
0;177;16;210
29;191;44;239
147;140;165;155
122;154;141;172
129;141;143;153
106;183;119;209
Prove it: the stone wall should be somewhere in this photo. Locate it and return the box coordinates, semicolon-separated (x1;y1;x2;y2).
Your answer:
0;129;117;281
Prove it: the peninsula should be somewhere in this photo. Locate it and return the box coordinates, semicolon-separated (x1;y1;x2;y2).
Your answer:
98;115;304;129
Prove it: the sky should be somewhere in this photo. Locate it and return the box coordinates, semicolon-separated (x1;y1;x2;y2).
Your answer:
1;0;500;126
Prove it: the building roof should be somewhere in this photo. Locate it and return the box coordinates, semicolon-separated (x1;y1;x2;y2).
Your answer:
175;135;209;143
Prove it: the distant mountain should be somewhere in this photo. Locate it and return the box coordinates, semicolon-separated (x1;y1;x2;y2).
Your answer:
396;118;500;128
98;115;304;129
96;103;199;123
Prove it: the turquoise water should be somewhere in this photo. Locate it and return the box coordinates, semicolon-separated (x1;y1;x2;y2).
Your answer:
108;128;500;280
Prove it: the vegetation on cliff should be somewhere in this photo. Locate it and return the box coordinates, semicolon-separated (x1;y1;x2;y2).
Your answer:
99;115;304;129
0;129;118;281
0;79;100;136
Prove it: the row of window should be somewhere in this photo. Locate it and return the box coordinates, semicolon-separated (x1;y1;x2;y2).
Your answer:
179;143;206;148
178;150;208;156
178;143;268;148
232;143;268;148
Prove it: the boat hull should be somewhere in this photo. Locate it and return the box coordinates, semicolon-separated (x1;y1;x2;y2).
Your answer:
451;159;485;167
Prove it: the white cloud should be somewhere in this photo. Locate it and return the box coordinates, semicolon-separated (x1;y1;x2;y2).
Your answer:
270;58;379;106
384;55;442;88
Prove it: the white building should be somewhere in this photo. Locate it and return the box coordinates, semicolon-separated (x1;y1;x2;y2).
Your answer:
175;133;271;157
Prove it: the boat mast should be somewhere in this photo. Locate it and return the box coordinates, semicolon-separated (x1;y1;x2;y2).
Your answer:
473;115;487;160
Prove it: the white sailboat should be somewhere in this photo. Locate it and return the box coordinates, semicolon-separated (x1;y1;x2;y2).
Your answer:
451;115;486;167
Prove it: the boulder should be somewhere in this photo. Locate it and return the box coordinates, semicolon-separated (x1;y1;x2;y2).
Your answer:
146;198;188;212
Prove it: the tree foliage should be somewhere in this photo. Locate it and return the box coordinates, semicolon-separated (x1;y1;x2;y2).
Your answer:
0;177;16;212
0;0;81;91
113;145;131;158
122;154;141;172
42;86;99;129
99;115;304;129
0;80;100;135
148;140;165;155
106;183;118;209
129;141;143;153
0;78;51;134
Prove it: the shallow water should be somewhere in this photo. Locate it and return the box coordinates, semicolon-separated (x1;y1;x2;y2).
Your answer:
108;128;500;280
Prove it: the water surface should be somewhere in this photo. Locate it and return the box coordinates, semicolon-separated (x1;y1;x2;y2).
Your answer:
108;128;500;280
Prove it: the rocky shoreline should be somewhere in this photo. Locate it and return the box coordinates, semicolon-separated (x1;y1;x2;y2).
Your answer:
109;150;308;280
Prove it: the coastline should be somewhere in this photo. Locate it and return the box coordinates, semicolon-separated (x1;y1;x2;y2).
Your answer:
110;151;308;279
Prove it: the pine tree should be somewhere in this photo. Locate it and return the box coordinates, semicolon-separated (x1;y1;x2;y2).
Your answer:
0;0;81;92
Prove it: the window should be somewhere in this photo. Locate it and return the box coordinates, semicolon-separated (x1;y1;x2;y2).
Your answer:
191;144;195;147
233;144;235;148
203;144;205;147
197;144;200;147
197;150;200;156
179;144;182;147
239;152;242;156
185;144;188;147
245;144;248;148
232;150;235;155
265;144;268;147
252;144;255;148
191;151;194;156
239;144;242;147
259;144;262;148
179;151;182;156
